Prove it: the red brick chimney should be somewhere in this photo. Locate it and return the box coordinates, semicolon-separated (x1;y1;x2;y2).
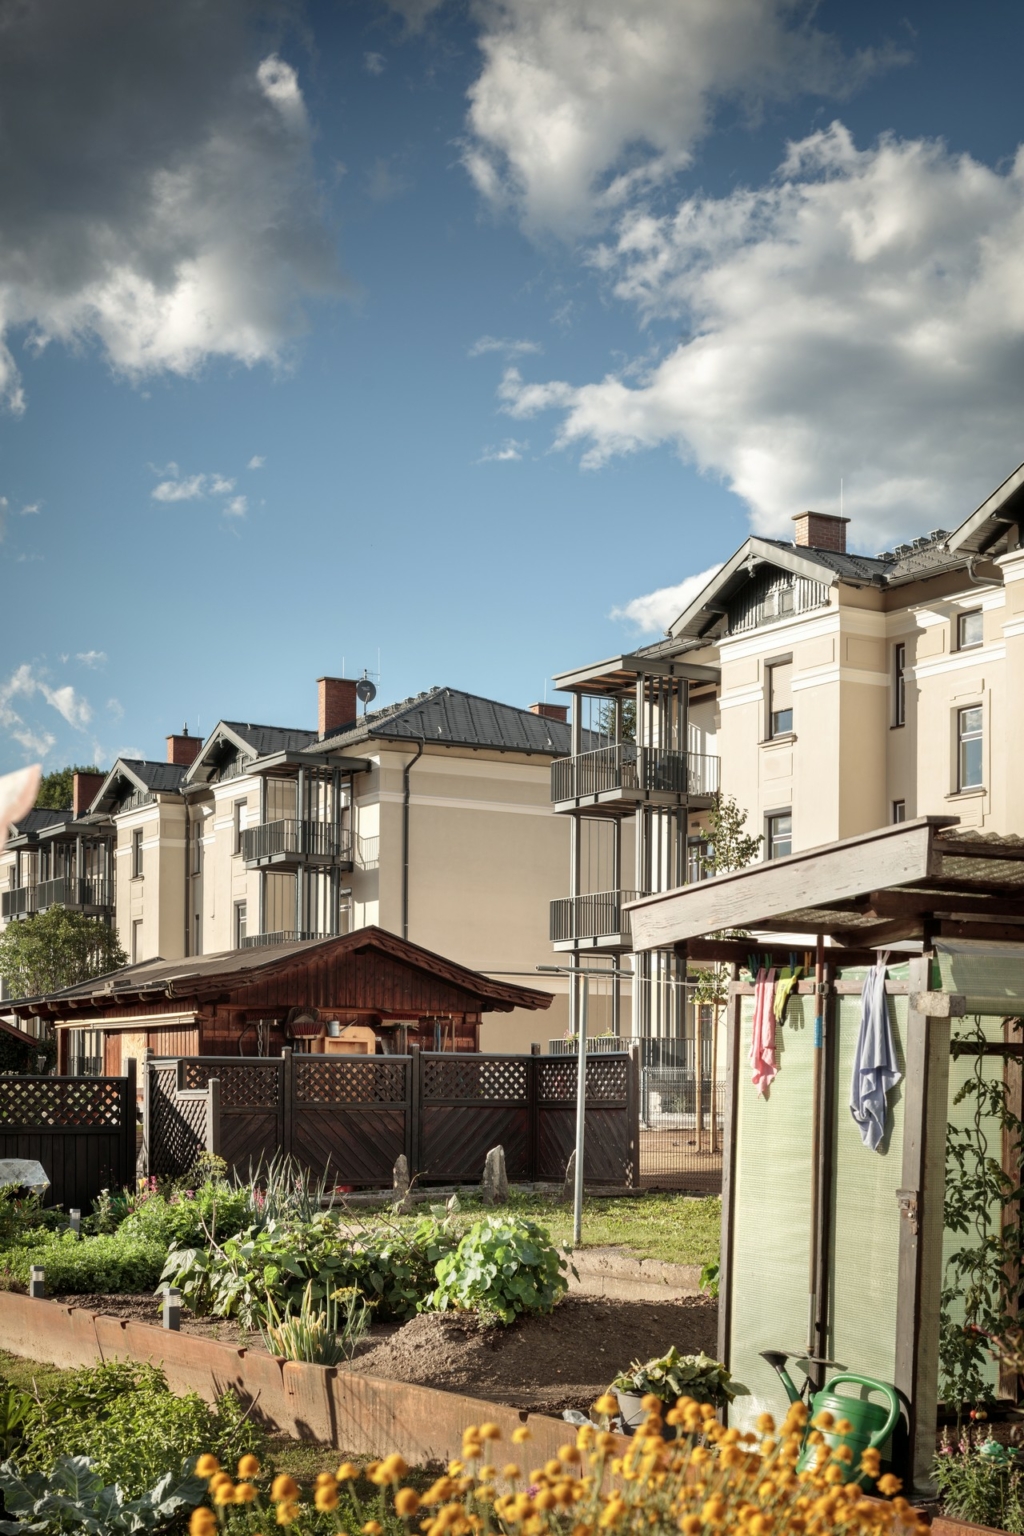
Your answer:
318;677;358;738
72;770;105;818
529;702;569;723
166;728;202;767
792;511;849;553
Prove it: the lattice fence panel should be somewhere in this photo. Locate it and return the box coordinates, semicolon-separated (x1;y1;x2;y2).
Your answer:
537;1057;627;1102
0;1077;124;1129
182;1062;281;1108
421;1056;529;1102
295;1059;408;1105
148;1068;208;1178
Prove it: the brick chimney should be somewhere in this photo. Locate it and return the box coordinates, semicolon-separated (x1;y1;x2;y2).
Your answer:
72;770;105;818
792;511;849;553
166;727;202;767
318;677;358;738
529;702;569;723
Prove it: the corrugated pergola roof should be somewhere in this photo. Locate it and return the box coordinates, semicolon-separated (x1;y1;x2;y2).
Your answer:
626;817;1024;954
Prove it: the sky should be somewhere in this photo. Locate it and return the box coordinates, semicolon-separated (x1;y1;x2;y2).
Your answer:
2;0;1024;773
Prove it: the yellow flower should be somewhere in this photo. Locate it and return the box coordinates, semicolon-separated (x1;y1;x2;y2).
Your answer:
680;1517;702;1536
272;1475;300;1502
235;1483;258;1504
214;1483;237;1506
382;1454;410;1483
756;1413;776;1435
189;1511;217;1536
558;1444;582;1465
238;1454;261;1478
196;1455;221;1479
315;1485;340;1512
577;1425;595;1451
479;1423;502;1441
338;1462;360;1481
396;1488;421;1517
512;1427;532;1445
593;1394;618;1417
877;1474;902;1497
812;1410;835;1431
503;1463;521;1480
364;1522;384;1535
277;1501;300;1526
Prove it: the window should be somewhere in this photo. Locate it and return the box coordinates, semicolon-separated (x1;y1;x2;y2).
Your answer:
233;800;246;855
892;800;906;824
234;900;247;947
767;811;792;860
131;828;143;879
767;660;793;738
763;584;794;621
687;836;711;883
958;610;983;651
893;643;906;727
131;919;142;964
957;706;984;790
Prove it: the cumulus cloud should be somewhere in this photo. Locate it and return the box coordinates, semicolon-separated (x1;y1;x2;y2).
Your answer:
150;467;243;516
478;437;527;463
469;335;542;358
463;0;900;235
224;495;248;517
75;651;107;668
499;124;1024;545
247;455;265;469
364;51;386;75
0;1;343;412
611;564;724;634
0;663;91;762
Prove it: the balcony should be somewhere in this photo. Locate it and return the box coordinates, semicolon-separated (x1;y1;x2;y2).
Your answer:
550;889;642;952
1;886;37;920
240;930;332;949
35;877;113;915
240;819;353;870
551;745;720;815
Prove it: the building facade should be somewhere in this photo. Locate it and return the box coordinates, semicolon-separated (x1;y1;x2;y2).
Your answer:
1;678;574;1052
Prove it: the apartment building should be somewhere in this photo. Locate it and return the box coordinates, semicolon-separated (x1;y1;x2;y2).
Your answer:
0;678;574;1050
550;457;1024;1041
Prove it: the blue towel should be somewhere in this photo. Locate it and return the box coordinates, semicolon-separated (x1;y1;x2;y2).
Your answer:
850;952;901;1151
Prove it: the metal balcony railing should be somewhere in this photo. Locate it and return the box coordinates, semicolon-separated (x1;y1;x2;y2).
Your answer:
35;877;113;911
548;1036;629;1055
1;886;37;919
240;930;331;949
240;819;352;864
549;889;642;944
551;745;720;803
69;1056;104;1078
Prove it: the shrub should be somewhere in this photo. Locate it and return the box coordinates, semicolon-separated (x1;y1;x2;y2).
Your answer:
934;1430;1024;1534
118;1184;252;1249
610;1348;747;1409
0;1229;166;1295
20;1360;265;1501
428;1215;571;1325
0;1454;205;1535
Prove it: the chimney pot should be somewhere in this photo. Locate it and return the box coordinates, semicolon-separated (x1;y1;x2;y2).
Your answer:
318;676;358;738
72;770;105;819
792;511;849;553
166;733;202;767
529;702;568;723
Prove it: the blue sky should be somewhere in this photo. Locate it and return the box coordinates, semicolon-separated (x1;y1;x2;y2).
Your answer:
2;0;1024;772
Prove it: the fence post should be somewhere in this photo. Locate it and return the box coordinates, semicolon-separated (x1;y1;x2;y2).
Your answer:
281;1049;293;1161
626;1043;641;1190
527;1049;540;1183
206;1078;221;1159
140;1048;153;1180
124;1055;137;1186
409;1045;421;1179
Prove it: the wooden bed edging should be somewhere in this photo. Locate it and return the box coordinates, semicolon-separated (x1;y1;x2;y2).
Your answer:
0;1290;594;1464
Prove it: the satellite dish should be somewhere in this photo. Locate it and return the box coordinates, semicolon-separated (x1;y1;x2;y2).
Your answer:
356;678;377;705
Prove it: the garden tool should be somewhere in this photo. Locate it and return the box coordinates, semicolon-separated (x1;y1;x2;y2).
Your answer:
760;1351;901;1492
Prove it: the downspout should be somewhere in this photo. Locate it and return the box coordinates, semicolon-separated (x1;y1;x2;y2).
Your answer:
402;739;424;941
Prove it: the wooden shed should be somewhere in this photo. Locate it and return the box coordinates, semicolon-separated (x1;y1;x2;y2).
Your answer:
626;816;1024;1495
11;927;552;1077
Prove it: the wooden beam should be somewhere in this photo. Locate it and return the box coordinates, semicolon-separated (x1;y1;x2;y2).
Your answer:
937;920;1024;943
828;917;926;948
679;938;883;967
934;836;1024;863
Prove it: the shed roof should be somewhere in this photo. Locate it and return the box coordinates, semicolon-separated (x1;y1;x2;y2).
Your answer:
626;817;1024;954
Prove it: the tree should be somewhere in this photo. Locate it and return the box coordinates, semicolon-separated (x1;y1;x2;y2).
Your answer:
35;765;100;812
0;908;126;998
596;698;637;743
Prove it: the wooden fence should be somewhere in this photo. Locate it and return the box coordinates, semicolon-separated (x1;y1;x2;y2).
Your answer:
145;1049;640;1189
0;1062;136;1212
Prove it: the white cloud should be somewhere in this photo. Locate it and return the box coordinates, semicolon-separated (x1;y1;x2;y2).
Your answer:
478;438;527;463
247;455;265;469
17;502;39;515
152;473;210;503
364;52;386;76
151;468;241;510
75;650;107;668
499;124;1024;546
0;6;343;413
223;495;248;517
106;698;124;720
611;564;724;634
10;727;55;758
0;663;91;761
463;0;900;235
468;335;542;358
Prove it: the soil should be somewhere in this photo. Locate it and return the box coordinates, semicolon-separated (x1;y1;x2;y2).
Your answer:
57;1292;717;1417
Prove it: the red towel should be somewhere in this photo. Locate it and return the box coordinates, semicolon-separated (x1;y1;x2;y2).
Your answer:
750;966;779;1096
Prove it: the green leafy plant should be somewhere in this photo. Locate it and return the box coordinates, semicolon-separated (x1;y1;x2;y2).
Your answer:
0;906;126;999
428;1215;571;1325
260;1281;369;1365
699;1260;719;1300
0;1387;32;1458
0;1230;166;1296
0;1454;205;1534
934;1428;1024;1534
610;1347;747;1408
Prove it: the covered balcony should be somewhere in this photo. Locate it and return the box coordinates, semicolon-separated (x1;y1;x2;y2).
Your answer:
35;876;114;916
549;888;642;952
551;745;720;815
1;885;37;920
241;819;353;870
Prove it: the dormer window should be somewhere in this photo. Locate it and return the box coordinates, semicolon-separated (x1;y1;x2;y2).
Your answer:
763;584;795;620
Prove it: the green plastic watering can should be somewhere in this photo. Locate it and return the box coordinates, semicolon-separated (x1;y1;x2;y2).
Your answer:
760;1352;901;1492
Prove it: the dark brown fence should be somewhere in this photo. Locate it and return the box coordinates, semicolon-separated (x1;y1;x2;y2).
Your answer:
0;1063;136;1211
145;1050;639;1189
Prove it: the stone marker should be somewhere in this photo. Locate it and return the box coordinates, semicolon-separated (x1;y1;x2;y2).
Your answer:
560;1150;576;1204
480;1145;508;1205
392;1154;413;1214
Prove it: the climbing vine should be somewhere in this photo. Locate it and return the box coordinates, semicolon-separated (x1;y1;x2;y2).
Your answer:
939;1016;1024;1411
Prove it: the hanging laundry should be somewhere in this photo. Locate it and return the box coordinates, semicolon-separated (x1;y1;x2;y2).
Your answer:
750;966;778;1096
850;951;901;1151
773;966;802;1025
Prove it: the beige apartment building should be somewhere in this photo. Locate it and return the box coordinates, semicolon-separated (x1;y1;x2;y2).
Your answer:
549;457;1024;1048
0;678;573;1051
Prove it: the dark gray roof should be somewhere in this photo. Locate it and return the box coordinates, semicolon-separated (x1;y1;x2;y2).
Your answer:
220;722;317;756
7;808;72;845
317;688;572;756
757;539;891;584
125;761;188;793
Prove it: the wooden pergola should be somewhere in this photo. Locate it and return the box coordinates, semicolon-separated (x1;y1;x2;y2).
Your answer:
625;817;1024;1494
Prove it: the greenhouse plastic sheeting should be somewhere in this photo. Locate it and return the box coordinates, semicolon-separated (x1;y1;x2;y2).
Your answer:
935;940;1024;1013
